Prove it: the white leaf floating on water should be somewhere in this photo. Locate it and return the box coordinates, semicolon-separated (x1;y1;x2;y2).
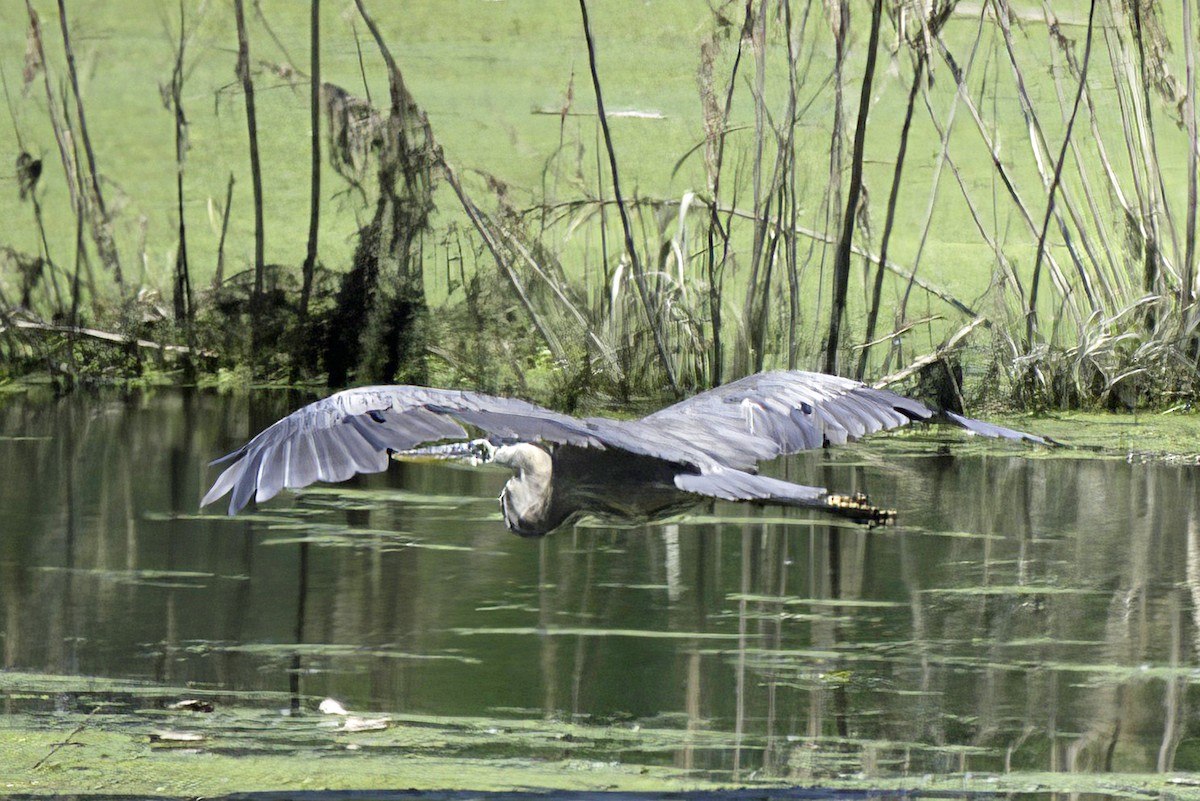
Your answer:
150;730;205;742
318;698;349;716
166;699;214;712
338;716;392;732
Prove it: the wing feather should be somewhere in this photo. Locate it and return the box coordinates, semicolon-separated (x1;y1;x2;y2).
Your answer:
286;434;321;490
254;444;283;504
229;448;266;515
942;411;1050;445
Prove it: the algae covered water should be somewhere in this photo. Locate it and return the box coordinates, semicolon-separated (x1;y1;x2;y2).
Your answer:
1;388;1199;795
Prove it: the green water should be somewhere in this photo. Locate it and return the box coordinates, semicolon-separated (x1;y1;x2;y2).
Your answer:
2;389;1199;796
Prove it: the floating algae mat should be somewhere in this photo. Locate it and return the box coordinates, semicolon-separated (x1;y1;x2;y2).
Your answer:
2;671;1196;799
0;671;729;795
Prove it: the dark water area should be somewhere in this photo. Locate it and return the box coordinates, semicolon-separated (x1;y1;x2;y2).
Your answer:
2;388;1200;786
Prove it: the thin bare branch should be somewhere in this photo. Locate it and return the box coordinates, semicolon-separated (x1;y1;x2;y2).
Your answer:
1027;0;1098;345
233;0;265;356
873;316;988;389
825;0;884;375
1184;0;1198;308
57;0;123;287
578;0;679;395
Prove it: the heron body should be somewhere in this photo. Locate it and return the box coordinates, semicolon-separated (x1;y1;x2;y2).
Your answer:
203;370;1048;535
495;444;703;536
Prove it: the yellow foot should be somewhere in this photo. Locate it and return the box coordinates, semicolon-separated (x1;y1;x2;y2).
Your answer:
825;492;896;527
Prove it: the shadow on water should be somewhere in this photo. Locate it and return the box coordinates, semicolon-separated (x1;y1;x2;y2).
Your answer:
2;388;1200;795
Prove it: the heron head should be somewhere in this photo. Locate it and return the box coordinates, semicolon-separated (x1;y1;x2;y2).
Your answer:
489;441;551;473
393;439;557;535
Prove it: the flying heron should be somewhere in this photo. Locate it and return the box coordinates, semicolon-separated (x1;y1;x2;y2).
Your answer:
202;370;1047;535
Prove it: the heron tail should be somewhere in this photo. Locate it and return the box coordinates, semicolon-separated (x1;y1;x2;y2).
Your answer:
674;468;895;526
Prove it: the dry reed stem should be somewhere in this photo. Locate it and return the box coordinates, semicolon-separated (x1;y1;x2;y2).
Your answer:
57;0;122;288
1128;0;1182;274
578;0;678;394
738;0;773;376
699;3;753;384
1040;2;1125;309
859;48;924;381
440;163;566;364
819;0;849;373
495;222;621;373
3;318;213;357
543;194;981;322
901;2;988;323
1024;0;1098;346
932;30;1078;330
825;0;884;375
1104;7;1179;292
917;84;1025;308
782;0;807;370
213;173;234;290
873;316;987;389
852;314;942;353
24;3;78;313
990;0;1100;323
728;207;979;319
1184;0;1198;307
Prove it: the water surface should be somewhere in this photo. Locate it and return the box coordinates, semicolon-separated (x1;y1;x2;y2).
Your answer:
2;388;1199;789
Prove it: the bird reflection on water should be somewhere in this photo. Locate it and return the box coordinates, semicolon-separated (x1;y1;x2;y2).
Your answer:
203;370;1048;534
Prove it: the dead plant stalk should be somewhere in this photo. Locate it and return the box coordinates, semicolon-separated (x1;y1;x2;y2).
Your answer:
578;0;679;395
824;0;884;375
233;0;266;357
1025;0;1098;346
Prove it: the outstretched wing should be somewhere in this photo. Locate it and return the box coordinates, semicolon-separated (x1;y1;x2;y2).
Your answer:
202;386;607;515
641;370;1047;471
204;372;1048;517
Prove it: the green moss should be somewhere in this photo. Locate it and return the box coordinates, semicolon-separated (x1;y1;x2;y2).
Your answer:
0;671;719;794
0;727;708;796
993;410;1200;459
5;675;1200;798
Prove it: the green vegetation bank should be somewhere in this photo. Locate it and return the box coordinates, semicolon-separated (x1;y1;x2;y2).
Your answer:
2;0;1198;413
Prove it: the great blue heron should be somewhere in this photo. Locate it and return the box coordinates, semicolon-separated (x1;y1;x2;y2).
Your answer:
202;370;1047;535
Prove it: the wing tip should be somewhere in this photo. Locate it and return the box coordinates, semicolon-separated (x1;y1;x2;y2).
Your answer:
943;411;1056;446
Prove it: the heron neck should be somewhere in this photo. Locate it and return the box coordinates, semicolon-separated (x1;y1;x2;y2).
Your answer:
496;443;556;535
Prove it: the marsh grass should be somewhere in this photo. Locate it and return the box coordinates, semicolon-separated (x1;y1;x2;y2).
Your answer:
3;1;1200;409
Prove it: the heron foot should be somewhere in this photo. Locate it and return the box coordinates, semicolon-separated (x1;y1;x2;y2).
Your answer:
825;492;896;527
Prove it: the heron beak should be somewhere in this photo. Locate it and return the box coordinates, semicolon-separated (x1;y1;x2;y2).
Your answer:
392;439;494;467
